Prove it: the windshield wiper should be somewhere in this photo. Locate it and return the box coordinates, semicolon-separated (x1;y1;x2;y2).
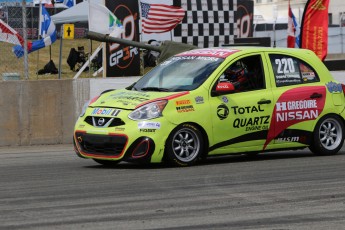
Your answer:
140;87;170;92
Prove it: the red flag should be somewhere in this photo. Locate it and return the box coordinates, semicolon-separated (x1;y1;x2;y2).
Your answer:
287;1;296;48
0;19;24;45
140;2;185;34
300;0;330;61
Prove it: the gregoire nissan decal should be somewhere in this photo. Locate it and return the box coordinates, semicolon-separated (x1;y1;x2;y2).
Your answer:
264;86;326;149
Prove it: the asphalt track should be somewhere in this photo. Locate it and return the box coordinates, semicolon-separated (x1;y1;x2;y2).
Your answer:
1;72;345;229
1;144;345;230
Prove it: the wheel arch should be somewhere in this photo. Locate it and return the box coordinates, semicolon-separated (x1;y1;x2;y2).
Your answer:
163;122;210;162
188;122;210;159
309;113;345;155
315;113;345;131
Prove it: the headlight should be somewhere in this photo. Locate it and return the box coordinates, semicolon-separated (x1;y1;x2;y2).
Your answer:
128;100;168;120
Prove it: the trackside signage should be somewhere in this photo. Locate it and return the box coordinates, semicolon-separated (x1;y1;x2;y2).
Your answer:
105;0;140;76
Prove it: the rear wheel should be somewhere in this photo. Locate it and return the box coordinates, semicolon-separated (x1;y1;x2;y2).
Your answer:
93;159;120;167
165;124;204;167
309;115;344;155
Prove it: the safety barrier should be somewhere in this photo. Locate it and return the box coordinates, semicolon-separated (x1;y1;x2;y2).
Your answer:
0;77;139;146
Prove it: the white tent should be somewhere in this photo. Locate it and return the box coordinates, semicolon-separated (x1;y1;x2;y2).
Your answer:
51;0;102;24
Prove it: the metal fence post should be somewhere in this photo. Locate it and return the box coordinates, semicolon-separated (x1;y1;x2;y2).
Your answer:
22;0;28;80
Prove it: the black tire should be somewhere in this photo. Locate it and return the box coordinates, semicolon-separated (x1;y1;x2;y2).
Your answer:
165;124;204;167
309;115;344;155
93;159;120;167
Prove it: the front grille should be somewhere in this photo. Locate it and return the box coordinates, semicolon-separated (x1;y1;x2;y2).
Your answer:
109;118;125;127
75;132;127;156
84;116;125;127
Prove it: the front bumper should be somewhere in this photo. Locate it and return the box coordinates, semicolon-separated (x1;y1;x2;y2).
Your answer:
74;131;156;163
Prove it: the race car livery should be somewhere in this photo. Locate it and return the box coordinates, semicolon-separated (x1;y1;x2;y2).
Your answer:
74;47;345;166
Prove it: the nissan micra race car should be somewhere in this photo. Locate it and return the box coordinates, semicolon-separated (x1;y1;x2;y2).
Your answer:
74;47;345;167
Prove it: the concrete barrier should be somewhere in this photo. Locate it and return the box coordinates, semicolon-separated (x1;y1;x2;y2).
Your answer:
0;74;343;147
0;77;139;146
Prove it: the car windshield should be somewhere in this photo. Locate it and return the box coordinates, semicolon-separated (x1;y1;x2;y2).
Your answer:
131;56;224;92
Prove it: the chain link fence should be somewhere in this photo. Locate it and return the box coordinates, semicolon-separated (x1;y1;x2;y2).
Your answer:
0;0;95;81
0;1;27;80
1;1;345;81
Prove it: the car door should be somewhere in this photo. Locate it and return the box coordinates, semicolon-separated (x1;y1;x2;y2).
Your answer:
208;53;275;154
265;53;326;147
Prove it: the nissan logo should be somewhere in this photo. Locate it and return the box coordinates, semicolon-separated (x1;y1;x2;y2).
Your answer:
97;118;106;126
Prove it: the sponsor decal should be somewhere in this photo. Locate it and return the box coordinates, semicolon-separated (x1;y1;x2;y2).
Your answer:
108;91;150;99
264;86;326;150
275;100;318;122
167;56;220;62
108;95;150;103
91;108;120;116
233;116;270;130
326;82;342;93
275;136;300;142
139;129;156;133
216;82;234;91
222;96;229;103
217;104;229;120
302;72;316;81
138;121;161;129
175;100;192;106
175;100;194;113
176;105;195;113
195;96;204;104
91;108;121;116
231;105;264;114
112;110;121;116
115;127;125;132
106;91;151;106
78;124;85;128
177;48;239;58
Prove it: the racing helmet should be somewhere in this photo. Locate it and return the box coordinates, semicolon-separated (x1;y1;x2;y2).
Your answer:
224;65;247;82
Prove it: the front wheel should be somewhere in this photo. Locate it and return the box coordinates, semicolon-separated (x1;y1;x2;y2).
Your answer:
165;124;204;167
309;115;344;155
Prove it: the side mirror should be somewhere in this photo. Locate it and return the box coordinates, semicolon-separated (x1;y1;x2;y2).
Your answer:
211;82;235;96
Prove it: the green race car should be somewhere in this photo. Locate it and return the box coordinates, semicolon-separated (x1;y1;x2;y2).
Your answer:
74;47;345;166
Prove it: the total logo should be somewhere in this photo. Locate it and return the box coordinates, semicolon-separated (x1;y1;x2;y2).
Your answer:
217;104;229;120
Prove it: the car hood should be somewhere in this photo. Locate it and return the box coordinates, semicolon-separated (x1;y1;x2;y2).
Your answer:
91;89;188;110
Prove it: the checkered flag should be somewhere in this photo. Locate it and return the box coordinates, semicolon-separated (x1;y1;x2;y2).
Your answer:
173;0;236;48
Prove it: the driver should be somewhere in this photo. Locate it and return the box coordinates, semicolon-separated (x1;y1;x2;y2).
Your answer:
223;65;250;91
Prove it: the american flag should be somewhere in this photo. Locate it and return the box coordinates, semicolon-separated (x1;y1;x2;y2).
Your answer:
140;2;185;34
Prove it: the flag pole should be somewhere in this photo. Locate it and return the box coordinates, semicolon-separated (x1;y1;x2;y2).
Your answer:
37;1;43;79
58;25;63;79
36;3;40;79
